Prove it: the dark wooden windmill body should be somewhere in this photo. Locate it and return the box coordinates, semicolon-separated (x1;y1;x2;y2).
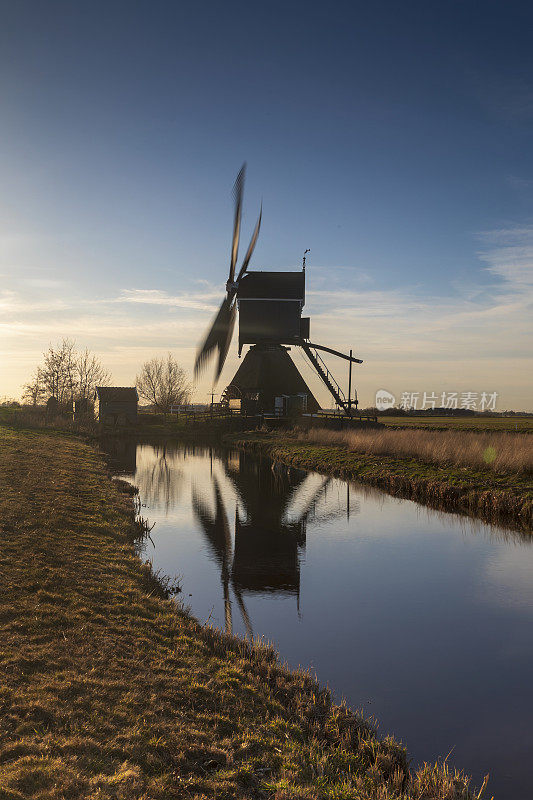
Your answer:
195;166;362;415
237;271;307;349
227;346;320;415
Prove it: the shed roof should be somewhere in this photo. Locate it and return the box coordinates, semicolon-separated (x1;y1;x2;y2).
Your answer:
237;271;305;301
95;387;138;402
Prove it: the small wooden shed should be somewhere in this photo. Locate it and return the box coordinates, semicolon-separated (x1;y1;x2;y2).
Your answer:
94;387;138;426
45;396;60;416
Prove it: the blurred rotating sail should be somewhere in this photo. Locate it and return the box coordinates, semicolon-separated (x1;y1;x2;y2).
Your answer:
194;163;262;381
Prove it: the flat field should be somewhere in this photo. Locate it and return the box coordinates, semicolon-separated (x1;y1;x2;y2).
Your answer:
379;415;533;432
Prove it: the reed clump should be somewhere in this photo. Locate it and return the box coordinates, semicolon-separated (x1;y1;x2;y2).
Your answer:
297;427;533;474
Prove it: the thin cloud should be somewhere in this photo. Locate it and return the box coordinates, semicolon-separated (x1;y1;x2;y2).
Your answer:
1;227;532;409
117;288;219;312
0;289;68;314
24;278;67;289
467;68;533;120
477;225;533;291
506;175;533;190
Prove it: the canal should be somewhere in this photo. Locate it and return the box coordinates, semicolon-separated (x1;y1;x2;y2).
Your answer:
106;438;533;799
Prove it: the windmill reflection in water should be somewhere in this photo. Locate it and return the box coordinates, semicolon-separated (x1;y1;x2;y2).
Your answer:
104;439;359;636
192;451;344;638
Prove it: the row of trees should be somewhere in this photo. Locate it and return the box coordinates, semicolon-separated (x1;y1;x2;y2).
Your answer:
22;340;192;413
23;339;111;406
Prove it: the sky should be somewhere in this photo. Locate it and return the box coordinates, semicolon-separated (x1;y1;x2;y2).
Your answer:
1;0;532;410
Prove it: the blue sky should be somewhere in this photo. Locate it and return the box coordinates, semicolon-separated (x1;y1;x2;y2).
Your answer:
1;0;532;409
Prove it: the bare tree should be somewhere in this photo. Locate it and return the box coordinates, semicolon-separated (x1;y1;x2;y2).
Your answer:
41;339;77;404
76;348;111;399
25;339;111;407
22;368;47;406
136;354;191;414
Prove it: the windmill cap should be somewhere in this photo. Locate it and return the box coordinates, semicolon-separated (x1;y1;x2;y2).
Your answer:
237;271;305;301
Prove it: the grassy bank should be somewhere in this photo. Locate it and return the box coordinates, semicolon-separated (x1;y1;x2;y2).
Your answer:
227;431;532;531
298;427;532;475
0;424;486;799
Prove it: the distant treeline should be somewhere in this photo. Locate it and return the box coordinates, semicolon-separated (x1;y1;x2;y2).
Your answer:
362;406;532;417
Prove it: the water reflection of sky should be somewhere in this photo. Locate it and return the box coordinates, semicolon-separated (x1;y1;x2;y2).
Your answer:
106;439;533;800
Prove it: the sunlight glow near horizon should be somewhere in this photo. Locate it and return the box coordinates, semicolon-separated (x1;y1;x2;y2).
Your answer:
0;1;532;410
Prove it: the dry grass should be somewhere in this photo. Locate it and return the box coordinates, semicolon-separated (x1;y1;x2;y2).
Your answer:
298;427;533;475
0;424;487;799
0;405;98;436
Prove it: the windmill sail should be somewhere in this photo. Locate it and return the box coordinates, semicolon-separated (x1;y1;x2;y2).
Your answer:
194;163;262;381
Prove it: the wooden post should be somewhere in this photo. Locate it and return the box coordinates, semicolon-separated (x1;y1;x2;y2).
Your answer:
347;481;350;521
348;349;353;415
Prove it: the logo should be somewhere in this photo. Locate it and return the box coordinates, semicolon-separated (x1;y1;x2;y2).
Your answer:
375;389;395;411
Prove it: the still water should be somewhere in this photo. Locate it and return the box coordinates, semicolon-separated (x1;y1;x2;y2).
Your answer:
107;439;533;799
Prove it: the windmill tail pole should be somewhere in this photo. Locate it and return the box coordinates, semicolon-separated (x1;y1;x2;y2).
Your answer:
302;341;363;364
299;341;362;417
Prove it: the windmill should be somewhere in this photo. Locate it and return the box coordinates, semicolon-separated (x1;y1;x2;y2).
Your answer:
195;164;363;416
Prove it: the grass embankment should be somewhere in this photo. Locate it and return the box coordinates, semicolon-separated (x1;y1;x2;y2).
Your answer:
227;430;532;530
301;427;532;475
0;425;487;799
